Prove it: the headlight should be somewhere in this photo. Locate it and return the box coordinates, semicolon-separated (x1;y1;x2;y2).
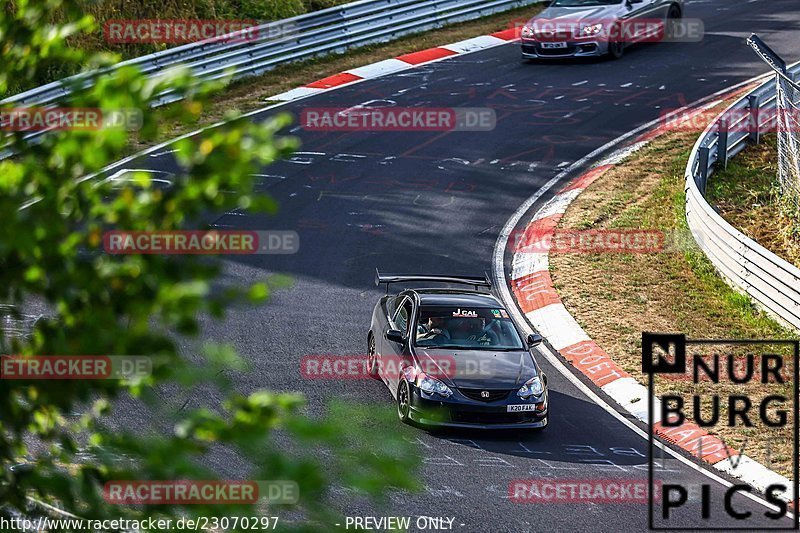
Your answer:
521;25;534;38
581;23;603;36
517;376;544;399
417;372;453;398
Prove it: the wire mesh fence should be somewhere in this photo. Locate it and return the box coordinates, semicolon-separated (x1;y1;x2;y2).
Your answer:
776;72;800;213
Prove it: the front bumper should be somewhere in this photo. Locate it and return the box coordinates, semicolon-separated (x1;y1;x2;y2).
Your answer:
521;39;608;58
408;387;548;430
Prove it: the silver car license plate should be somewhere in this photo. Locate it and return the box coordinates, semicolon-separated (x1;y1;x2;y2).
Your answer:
541;42;568;49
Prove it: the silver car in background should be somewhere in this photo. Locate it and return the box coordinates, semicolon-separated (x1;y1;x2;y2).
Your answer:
521;0;684;60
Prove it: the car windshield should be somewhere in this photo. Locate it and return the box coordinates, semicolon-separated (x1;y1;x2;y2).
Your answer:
551;0;621;6
414;306;525;350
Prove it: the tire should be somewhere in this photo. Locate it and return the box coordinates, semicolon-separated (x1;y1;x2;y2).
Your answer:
397;380;412;424
608;40;625;60
367;333;380;379
664;5;682;43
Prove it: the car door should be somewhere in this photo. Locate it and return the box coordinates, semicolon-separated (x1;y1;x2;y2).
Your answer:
384;296;414;394
376;294;399;358
624;0;664;43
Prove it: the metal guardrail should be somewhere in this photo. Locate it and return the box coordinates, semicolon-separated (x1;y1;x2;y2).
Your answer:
0;0;540;158
685;64;800;331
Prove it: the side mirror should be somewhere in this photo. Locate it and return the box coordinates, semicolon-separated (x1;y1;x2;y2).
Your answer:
386;329;406;344
527;333;543;347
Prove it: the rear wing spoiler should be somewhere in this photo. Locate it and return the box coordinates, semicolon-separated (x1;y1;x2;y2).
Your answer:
375;269;492;292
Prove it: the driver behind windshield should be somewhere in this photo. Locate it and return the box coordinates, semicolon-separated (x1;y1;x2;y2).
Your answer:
417;316;452;344
415;307;525;350
451;317;490;345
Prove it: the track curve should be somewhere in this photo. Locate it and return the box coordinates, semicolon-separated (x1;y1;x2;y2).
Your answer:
103;1;800;530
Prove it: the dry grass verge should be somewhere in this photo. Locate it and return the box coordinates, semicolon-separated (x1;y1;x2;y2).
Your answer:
550;129;797;477
706;134;800;268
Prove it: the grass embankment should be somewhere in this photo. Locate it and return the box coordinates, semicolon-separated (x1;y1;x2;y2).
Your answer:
550;129;798;477
706;134;800;267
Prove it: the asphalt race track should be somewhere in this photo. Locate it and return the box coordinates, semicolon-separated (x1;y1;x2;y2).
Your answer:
101;1;800;530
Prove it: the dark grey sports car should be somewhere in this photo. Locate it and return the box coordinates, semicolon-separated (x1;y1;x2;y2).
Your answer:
367;271;548;430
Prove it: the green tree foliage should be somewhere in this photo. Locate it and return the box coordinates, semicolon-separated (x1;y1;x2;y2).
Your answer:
0;0;419;529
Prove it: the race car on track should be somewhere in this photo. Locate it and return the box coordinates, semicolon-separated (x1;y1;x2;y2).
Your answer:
521;0;684;60
367;271;548;430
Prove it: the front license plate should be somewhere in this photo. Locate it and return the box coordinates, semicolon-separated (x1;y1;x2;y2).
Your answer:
541;42;568;49
507;404;536;412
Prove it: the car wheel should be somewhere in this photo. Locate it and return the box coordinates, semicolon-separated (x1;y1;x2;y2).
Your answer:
397;380;412;424
664;5;682;43
367;333;380;379
609;40;625;60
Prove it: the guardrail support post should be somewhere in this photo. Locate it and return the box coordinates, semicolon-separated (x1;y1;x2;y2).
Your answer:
748;94;762;144
718;119;729;169
698;146;710;194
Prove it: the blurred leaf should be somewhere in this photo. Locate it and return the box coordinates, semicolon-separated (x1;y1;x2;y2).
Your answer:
0;1;418;529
